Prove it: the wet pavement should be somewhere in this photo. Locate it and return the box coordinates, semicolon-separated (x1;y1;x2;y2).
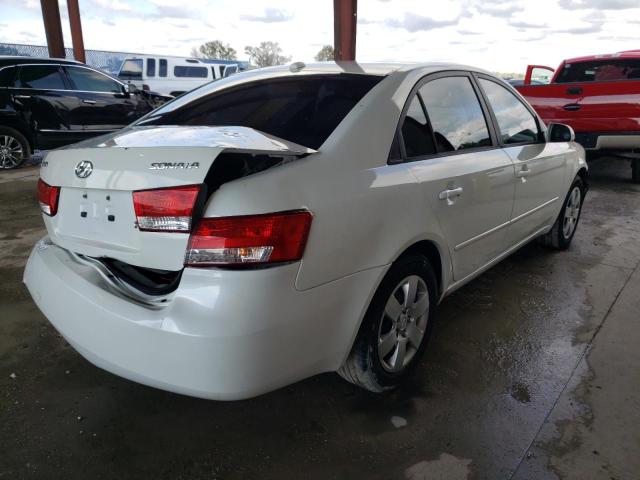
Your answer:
1;159;639;480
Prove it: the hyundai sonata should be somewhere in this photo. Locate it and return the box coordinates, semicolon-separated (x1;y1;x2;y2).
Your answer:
24;62;587;400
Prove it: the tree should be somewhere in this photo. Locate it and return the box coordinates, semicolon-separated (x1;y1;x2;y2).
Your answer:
244;41;291;67
191;40;237;60
315;45;334;62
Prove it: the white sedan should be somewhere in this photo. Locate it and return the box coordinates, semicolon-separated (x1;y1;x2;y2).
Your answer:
24;62;587;400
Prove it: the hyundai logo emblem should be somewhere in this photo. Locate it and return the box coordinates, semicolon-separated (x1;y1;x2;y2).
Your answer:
75;160;93;179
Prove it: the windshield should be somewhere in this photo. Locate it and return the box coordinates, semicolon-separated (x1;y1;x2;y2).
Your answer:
119;59;143;80
134;74;383;149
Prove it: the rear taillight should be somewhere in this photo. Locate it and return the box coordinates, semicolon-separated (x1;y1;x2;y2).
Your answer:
185;210;313;266
133;185;201;232
37;179;60;216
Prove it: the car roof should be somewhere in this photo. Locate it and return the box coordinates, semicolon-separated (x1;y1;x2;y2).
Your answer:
0;56;82;67
562;50;640;64
247;61;492;77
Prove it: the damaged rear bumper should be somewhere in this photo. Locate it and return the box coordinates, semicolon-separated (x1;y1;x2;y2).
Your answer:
23;237;384;400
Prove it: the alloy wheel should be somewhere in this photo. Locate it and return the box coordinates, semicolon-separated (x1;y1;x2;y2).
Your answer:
0;135;24;169
377;275;430;373
562;186;582;239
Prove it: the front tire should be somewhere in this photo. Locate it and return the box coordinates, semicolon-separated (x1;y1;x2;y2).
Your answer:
0;127;31;170
539;177;585;250
338;254;437;392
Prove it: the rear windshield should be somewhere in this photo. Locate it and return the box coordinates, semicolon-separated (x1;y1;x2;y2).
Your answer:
119;59;143;80
556;59;640;83
135;74;383;149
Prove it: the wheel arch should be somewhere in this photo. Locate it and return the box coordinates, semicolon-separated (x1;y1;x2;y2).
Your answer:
576;166;589;191
0;120;35;151
395;238;448;298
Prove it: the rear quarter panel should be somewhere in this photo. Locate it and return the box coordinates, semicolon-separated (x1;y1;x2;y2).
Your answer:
200;70;453;292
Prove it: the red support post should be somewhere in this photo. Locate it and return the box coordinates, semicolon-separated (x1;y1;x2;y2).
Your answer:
67;0;86;63
333;0;357;61
40;0;65;58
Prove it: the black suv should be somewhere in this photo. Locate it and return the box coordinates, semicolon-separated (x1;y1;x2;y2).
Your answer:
0;56;155;169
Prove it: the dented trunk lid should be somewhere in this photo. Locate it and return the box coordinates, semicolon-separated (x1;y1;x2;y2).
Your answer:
40;126;315;271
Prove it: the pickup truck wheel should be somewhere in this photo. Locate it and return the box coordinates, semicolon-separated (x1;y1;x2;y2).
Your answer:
0;127;30;170
539;177;585;250
338;254;437;392
632;159;640;183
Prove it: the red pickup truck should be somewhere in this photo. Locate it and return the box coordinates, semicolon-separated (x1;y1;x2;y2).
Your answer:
515;50;640;182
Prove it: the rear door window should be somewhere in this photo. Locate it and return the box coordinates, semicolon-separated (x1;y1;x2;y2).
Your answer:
419;76;491;153
401;95;436;158
17;65;66;90
556;59;640;83
136;74;383;149
478;78;541;145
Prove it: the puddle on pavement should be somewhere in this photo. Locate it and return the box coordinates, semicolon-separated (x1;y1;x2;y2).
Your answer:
405;453;472;480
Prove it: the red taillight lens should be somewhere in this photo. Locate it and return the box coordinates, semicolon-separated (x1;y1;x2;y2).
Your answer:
185;210;313;266
37;179;60;216
142;83;150;91
133;185;201;232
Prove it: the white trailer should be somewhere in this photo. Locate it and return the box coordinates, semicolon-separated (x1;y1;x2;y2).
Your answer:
117;55;238;97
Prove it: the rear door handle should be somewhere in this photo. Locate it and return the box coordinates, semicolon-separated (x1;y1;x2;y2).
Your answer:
566;87;583;95
82;99;97;105
13;94;31;99
515;165;531;179
438;187;463;205
563;103;581;111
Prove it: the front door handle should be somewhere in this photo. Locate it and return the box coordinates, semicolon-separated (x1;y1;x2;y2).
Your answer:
438;187;463;205
13;94;31;99
82;99;97;105
566;87;582;95
515;165;531;179
563;103;581;111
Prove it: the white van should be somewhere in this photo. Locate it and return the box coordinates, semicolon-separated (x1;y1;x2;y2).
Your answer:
117;55;237;97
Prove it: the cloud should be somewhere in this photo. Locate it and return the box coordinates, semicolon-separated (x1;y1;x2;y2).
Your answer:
386;13;460;32
509;20;546;28
240;7;293;23
549;14;605;34
558;0;638;9
458;29;482;35
88;0;132;13
476;1;524;17
153;5;195;18
2;0;40;9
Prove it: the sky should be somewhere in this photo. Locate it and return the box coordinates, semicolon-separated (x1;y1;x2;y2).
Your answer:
1;0;639;73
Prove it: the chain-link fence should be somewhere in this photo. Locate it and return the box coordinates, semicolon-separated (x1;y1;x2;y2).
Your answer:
0;43;140;75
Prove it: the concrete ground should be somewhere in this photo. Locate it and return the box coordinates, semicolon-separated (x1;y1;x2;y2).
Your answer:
0;159;638;480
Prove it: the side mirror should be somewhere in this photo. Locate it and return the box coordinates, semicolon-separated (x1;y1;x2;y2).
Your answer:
547;123;575;143
123;83;138;94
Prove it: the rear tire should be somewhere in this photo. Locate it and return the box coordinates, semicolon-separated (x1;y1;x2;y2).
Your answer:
632;158;640;183
338;254;437;392
0;127;30;170
539;177;585;250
